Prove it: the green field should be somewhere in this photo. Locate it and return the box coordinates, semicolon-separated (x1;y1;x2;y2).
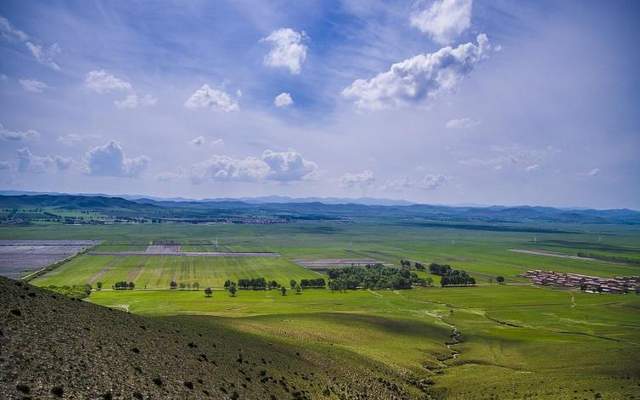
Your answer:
32;255;321;289
5;220;640;399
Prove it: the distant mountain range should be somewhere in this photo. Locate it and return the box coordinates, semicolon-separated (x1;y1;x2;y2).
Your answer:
1;191;639;225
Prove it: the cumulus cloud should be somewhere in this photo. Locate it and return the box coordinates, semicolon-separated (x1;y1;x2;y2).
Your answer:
190;155;269;183
446;117;479;129
114;93;157;109
340;170;375;188
262;28;308;74
1;16;61;70
184;84;239;112
0;123;39;141
85;141;149;178
85;70;132;94
410;0;473;44
262;150;318;181
19;78;48;93
343;34;491;110
274;92;294;107
16;148;69;173
190;150;317;184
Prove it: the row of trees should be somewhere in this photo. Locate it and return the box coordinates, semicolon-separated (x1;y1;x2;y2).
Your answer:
300;278;326;288
113;281;135;290
327;264;429;291
169;281;200;290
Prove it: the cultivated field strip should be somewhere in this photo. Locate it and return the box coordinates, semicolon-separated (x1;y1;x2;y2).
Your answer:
0;240;99;279
31;254;320;289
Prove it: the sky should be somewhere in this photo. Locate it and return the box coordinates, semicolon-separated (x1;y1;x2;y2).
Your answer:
0;0;639;209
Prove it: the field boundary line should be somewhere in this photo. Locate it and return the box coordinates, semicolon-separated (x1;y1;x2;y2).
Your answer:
21;242;101;282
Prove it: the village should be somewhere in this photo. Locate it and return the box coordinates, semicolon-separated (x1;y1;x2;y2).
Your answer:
521;269;640;294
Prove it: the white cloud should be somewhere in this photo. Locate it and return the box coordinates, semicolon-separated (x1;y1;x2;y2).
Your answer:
190;155;269;183
54;156;72;170
1;16;61;70
410;0;473;44
85;70;132;94
0;15;29;42
274;92;294;107
416;173;448;189
190;136;205;146
587;168;600;177
262;28;308;74
184;84;239;112
343;34;491;110
340;170;375;188
381;174;448;191
446;117;479;129
19;78;48;93
0;160;11;170
0;123;39;141
26;42;61;71
525;164;539;172
16;148;69;173
190;150;317;184
114;93;157;109
0;74;7;81
85;141;149;178
262;149;318;181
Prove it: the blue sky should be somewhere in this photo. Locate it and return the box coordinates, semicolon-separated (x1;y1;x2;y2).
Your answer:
0;0;639;208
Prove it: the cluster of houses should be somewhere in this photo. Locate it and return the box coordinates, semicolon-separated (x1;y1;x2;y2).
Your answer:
521;269;640;294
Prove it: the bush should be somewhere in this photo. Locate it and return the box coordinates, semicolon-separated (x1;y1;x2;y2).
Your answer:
496;276;505;283
300;278;326;288
204;287;213;297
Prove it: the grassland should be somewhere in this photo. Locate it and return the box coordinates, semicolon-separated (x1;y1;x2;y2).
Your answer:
32;255;321;289
5;220;640;399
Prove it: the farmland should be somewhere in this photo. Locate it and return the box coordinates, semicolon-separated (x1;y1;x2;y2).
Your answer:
2;217;640;399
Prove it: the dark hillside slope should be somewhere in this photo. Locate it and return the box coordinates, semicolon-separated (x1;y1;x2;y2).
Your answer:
0;277;416;399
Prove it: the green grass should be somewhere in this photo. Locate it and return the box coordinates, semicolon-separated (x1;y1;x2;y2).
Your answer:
8;220;640;399
31;255;321;289
88;285;640;399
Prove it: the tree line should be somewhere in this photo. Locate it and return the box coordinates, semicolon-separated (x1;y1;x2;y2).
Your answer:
327;264;430;291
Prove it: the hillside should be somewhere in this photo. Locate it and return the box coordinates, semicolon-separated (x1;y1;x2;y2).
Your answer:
0;277;419;399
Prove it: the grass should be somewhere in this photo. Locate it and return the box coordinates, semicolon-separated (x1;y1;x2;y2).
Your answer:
7;220;640;399
31;255;321;289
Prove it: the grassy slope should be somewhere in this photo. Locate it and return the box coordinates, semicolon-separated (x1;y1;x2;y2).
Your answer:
89;285;640;399
0;277;422;399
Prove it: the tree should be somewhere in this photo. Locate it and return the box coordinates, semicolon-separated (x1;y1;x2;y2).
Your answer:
179;282;186;289
204;287;213;297
170;280;178;290
193;282;200;291
228;283;237;297
280;286;287;296
128;281;135;290
290;279;297;289
224;280;232;289
295;283;302;295
96;282;103;291
496;276;505;284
